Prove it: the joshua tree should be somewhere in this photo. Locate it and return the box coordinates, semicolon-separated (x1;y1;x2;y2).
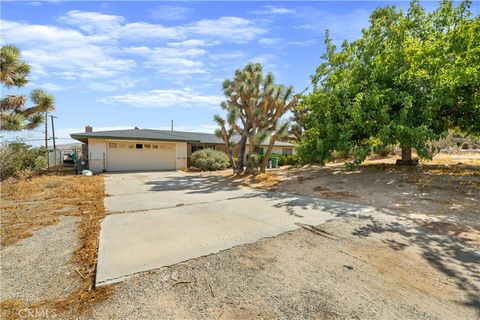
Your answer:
214;114;236;171
214;63;297;174
1;45;55;131
289;104;309;143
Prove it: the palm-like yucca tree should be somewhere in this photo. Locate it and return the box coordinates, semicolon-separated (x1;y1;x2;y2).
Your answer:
214;63;297;173
1;45;55;131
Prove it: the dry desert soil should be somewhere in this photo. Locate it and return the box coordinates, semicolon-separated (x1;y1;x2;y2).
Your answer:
1;153;479;320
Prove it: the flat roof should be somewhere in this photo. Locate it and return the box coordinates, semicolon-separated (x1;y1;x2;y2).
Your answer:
70;128;296;147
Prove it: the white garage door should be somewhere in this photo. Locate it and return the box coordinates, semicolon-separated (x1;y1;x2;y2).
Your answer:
106;141;175;171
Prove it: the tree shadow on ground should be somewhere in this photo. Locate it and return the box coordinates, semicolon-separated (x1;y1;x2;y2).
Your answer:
145;174;243;193
144;172;479;314
352;212;480;314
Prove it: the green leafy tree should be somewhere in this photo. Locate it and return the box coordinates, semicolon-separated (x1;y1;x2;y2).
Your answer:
214;63;297;173
1;45;55;131
299;0;479;166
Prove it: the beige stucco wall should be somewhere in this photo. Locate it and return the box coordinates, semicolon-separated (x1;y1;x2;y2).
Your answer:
87;138;107;172
87;138;187;172
174;142;188;170
270;146;296;155
246;146;296;155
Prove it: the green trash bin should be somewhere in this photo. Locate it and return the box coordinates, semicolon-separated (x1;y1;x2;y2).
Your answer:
271;157;279;168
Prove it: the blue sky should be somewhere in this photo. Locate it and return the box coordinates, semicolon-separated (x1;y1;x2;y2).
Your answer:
1;0;473;145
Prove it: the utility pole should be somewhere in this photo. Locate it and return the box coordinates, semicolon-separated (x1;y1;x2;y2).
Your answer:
171;120;173;132
50;115;58;166
45;112;49;169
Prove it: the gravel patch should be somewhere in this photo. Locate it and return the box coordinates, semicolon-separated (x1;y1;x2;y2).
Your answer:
75;215;479;320
0;216;81;302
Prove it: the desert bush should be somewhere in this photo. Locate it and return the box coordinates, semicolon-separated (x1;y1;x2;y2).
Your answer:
189;148;230;171
246;153;261;173
0;142;47;180
284;155;300;166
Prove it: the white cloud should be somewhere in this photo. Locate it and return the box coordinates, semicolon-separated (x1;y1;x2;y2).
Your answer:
167;39;220;47
59;10;124;34
30;82;66;91
99;88;222;108
209;51;245;61
187;17;266;43
259;37;282;45
60;11;183;40
249;54;277;65
247;54;278;72
0;20;135;79
288;39;316;46
120;22;184;40
151;5;192;21
253;6;296;15
0;12;268;90
58;11;265;43
88;79;138;92
123;46;207;75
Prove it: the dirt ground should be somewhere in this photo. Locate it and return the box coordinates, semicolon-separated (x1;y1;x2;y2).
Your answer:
1;152;479;319
0;175;111;320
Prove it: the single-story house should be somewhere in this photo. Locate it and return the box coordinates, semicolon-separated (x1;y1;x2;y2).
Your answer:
71;126;296;172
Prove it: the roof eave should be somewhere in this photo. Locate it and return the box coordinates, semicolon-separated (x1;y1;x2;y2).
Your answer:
70;134;200;144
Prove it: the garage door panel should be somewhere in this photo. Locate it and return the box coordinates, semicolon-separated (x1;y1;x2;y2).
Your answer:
107;142;175;171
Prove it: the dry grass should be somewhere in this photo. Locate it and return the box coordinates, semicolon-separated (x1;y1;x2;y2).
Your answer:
0;175;112;319
428;152;480;166
196;170;283;190
238;172;283;189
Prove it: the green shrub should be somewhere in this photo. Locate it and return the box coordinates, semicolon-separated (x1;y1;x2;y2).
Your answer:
189;148;230;171
284;155;300;165
267;154;300;167
0;142;47;180
246;153;261;172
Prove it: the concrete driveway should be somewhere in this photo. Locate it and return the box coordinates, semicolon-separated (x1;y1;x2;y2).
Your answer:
96;171;377;286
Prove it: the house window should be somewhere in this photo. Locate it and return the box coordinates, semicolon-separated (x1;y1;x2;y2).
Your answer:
136;144;143;149
282;148;293;156
119;143;126;148
152;144;159;149
127;143;134;148
144;144;151;149
109;143;117;148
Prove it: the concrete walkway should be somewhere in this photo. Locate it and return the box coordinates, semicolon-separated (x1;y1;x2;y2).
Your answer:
96;171;377;286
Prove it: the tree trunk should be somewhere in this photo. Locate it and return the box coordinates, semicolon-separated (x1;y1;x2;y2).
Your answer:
401;147;412;161
236;134;248;173
260;139;276;173
227;149;235;173
396;147;416;165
